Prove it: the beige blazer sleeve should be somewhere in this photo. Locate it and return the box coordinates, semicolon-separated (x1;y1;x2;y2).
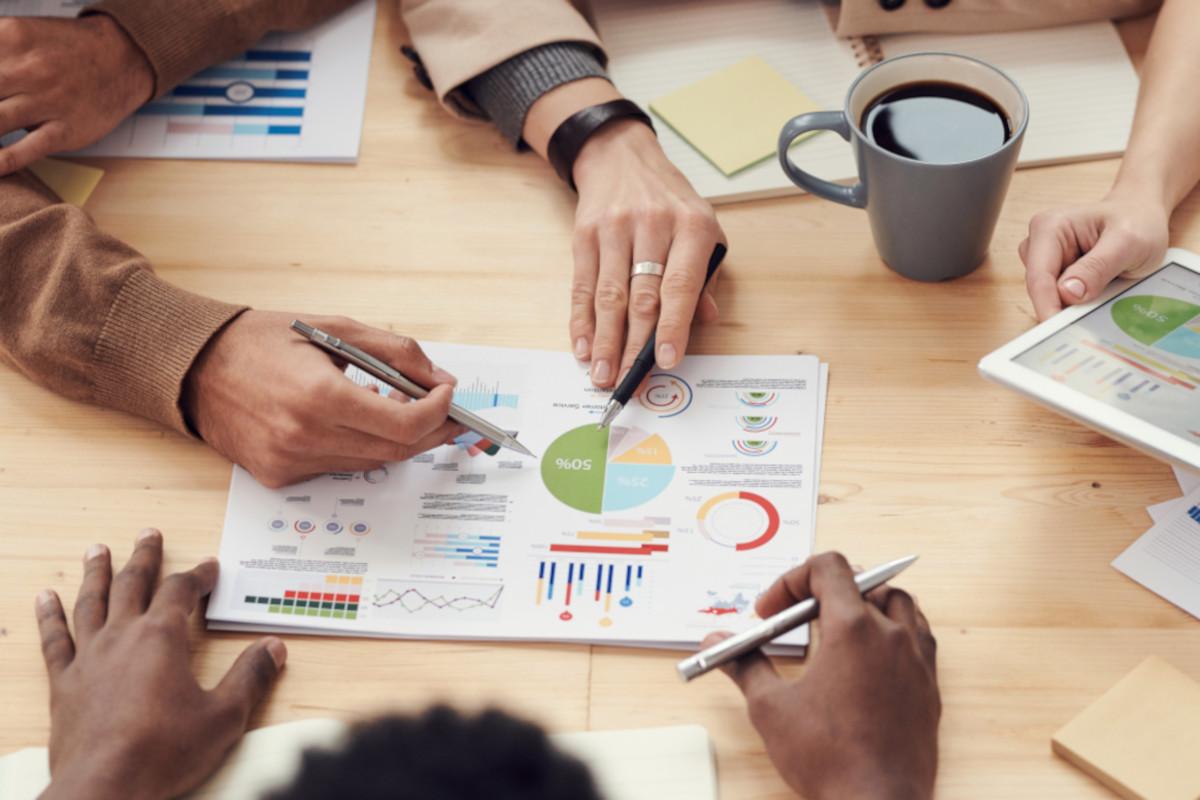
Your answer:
399;0;606;119
831;0;1161;37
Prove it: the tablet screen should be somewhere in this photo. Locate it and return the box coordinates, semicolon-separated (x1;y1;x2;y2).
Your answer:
1013;263;1200;443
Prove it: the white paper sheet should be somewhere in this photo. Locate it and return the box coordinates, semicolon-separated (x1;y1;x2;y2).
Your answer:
1174;465;1200;494
593;0;1138;204
1115;486;1200;620
208;344;826;654
2;0;375;163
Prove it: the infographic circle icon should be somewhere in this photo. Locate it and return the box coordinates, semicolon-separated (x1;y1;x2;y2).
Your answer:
541;424;675;513
638;373;693;417
697;491;780;551
737;391;778;407
294;518;316;534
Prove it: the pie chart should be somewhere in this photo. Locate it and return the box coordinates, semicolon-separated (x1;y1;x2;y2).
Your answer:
1112;295;1200;359
541;425;675;513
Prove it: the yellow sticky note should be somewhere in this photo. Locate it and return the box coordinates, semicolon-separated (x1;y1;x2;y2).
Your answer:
27;157;104;206
650;56;820;176
1053;657;1200;799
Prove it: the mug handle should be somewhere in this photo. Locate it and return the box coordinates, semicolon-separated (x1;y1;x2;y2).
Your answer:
778;111;867;209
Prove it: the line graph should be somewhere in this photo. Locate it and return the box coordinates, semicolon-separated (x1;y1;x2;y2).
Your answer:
371;579;503;619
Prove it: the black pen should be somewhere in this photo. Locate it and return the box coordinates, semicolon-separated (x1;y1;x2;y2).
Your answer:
597;243;727;429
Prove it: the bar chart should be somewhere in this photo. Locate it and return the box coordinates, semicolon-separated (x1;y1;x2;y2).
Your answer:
413;531;501;568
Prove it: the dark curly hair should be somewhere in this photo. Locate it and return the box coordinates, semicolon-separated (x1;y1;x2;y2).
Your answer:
264;705;605;800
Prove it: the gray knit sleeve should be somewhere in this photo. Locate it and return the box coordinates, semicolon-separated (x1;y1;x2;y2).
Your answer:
465;42;610;147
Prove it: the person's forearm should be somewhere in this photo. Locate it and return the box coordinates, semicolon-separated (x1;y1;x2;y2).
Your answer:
83;0;357;98
521;77;625;160
1111;0;1200;210
0;173;245;434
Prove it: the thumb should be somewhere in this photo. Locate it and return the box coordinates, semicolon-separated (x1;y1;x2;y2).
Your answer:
1057;231;1143;307
701;631;782;699
213;637;287;726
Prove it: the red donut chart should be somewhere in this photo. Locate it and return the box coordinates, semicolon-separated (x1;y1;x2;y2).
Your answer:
696;491;781;551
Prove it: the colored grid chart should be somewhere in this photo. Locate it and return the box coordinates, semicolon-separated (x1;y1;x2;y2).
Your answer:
697;491;781;551
542;425;675;513
535;560;645;623
243;574;363;620
413;532;501;568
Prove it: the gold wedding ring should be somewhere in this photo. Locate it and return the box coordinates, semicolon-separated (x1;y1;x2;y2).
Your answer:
631;261;666;279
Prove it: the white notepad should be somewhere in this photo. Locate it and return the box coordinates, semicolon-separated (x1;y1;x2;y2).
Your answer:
0;720;718;800
592;0;1140;204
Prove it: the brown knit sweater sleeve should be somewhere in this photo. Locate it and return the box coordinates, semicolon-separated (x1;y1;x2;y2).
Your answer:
0;173;246;434
83;0;358;98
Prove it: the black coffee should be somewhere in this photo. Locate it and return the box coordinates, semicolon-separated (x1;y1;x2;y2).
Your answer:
861;81;1011;164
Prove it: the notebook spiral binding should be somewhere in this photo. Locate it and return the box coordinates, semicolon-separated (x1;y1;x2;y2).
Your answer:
848;35;885;68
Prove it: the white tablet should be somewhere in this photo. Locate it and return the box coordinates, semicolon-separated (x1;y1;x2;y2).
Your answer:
979;247;1200;471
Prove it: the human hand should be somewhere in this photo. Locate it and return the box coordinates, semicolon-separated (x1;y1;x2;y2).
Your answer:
703;553;940;800
183;310;464;488
571;120;725;387
0;15;152;174
37;529;287;800
1020;191;1170;321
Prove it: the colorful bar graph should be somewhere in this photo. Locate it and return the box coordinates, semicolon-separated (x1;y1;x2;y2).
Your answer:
173;85;307;99
549;528;670;557
166;122;301;136
414;532;500;568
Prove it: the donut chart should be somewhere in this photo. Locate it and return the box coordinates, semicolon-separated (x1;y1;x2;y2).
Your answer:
697;491;780;551
638;373;693;417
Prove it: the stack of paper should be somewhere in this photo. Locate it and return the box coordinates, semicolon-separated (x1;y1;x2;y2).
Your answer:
208;343;828;655
0;720;718;800
2;0;375;163
1115;466;1200;617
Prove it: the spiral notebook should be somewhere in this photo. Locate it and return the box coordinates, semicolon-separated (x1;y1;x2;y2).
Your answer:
592;0;1141;204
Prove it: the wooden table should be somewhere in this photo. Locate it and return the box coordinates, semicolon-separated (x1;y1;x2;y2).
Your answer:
2;5;1197;798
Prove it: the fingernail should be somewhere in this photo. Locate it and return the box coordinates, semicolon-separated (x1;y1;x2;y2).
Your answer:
592;359;611;384
574;337;589;359
265;637;288;668
85;543;107;561
137;528;161;543
1061;277;1086;299
432;366;457;386
657;343;678;369
36;590;55;609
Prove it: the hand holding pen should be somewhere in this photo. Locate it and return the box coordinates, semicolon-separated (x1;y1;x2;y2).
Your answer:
699;553;940;800
184;311;465;489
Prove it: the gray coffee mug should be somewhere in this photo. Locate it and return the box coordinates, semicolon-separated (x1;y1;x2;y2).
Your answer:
778;52;1028;282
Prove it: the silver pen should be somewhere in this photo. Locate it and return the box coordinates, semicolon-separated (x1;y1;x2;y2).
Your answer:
291;320;535;458
676;555;918;682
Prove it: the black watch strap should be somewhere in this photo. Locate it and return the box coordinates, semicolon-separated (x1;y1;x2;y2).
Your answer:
546;99;655;191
